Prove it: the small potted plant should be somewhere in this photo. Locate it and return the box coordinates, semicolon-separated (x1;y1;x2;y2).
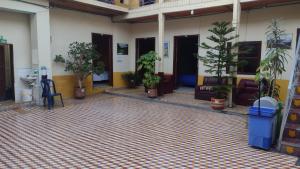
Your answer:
122;71;138;88
143;73;160;98
198;21;239;110
137;51;161;98
54;42;104;99
211;85;230;110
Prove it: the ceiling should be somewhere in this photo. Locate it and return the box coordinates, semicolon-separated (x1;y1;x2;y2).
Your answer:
49;0;127;17
127;0;300;23
49;0;300;23
241;0;300;10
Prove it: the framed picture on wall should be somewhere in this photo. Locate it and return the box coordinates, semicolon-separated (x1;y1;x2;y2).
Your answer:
117;43;128;55
267;33;292;49
164;42;169;58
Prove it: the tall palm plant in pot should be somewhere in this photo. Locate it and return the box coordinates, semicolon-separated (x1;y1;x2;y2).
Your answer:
256;19;289;99
54;42;104;99
198;21;239;110
256;19;290;142
137;51;161;98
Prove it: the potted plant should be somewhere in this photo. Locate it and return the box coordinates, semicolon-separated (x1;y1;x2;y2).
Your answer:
198;21;239;110
122;71;138;88
137;51;161;98
256;19;289;100
143;73;160;98
256;19;289;142
54;42;104;99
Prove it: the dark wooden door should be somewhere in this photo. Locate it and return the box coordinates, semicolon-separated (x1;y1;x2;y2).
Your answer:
135;37;155;83
173;35;199;88
0;45;5;100
92;33;113;86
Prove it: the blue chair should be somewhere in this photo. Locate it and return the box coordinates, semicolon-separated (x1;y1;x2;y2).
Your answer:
41;79;64;110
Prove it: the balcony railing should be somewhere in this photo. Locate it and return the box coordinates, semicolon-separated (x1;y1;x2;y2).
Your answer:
97;0;114;4
140;0;156;6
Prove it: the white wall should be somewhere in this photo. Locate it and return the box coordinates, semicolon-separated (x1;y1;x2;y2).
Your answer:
0;10;31;102
50;8;131;75
239;4;300;80
129;4;300;80
129;13;232;74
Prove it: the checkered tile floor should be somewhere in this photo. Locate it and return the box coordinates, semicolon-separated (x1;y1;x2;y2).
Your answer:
0;94;298;168
107;87;248;115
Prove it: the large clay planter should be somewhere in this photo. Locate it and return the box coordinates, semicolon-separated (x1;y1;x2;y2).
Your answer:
147;88;158;98
74;87;86;99
211;98;225;110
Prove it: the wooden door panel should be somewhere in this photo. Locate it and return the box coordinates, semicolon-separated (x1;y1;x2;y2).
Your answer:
0;45;6;98
91;33;113;86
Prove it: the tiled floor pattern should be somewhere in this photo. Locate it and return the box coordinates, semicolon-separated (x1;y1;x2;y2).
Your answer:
0;100;35;112
0;94;298;168
107;87;248;115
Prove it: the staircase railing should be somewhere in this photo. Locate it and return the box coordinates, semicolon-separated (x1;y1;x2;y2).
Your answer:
277;37;300;150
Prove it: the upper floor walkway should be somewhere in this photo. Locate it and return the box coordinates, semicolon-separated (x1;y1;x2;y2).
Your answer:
48;0;298;22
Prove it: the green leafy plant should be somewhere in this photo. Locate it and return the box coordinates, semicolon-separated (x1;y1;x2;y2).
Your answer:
142;73;160;89
137;51;161;89
122;71;138;88
256;19;289;99
54;42;104;89
198;21;239;99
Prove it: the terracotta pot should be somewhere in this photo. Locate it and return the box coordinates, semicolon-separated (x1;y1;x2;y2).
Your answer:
74;87;86;99
147;88;158;98
211;98;225;110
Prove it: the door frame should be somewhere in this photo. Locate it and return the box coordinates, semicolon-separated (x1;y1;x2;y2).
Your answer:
135;37;155;72
91;33;113;86
297;28;300;47
0;44;14;101
173;34;199;89
9;44;14;100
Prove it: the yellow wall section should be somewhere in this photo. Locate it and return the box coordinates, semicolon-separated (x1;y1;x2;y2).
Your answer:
115;0;129;8
197;75;204;85
53;72;127;98
53;75;76;99
53;75;98;99
197;75;289;102
129;0;139;9
276;79;289;102
113;72;127;88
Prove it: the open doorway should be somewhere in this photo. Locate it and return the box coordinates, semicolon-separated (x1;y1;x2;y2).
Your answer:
92;33;113;86
0;44;14;101
135;37;155;84
173;35;199;89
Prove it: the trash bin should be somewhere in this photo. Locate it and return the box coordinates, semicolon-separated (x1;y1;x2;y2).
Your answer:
253;96;278;144
248;106;277;150
253;97;278;109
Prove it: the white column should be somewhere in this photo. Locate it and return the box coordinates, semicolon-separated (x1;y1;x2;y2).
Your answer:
30;10;52;77
158;12;165;73
228;0;241;107
30;10;52;105
232;0;241;35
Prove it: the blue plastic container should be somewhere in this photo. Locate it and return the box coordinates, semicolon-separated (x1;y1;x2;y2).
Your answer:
248;107;276;150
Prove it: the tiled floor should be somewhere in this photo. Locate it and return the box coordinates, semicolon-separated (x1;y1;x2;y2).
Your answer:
0;94;298;168
107;87;248;115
